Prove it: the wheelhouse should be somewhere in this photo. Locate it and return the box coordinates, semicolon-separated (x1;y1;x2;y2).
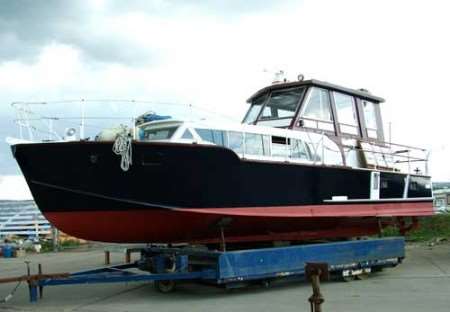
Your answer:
243;79;385;142
135;79;429;176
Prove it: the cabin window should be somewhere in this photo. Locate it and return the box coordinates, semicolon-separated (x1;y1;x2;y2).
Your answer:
306;142;321;162
140;126;178;140
256;88;305;127
228;131;244;154
333;92;359;136
181;129;194;139
243;94;267;124
262;135;271;155
270;136;310;160
271;136;289;157
362;100;378;139
195;128;228;146
244;133;270;156
290;139;310;160
299;87;334;132
409;181;418;191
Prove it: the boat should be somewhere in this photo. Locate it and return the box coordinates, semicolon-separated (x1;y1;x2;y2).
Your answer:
9;78;434;244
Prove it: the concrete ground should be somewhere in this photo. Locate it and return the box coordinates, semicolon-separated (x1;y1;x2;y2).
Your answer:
1;243;450;312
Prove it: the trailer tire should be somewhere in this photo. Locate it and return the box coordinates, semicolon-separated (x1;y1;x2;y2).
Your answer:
355;273;369;280
371;266;383;272
342;275;355;282
154;280;176;293
261;280;271;288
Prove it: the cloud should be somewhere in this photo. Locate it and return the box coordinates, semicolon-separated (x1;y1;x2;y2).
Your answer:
0;175;32;200
0;1;158;65
0;1;84;63
0;0;297;66
106;0;298;17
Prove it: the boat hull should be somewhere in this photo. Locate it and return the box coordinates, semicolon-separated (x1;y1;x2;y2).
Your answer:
11;141;433;243
43;210;383;243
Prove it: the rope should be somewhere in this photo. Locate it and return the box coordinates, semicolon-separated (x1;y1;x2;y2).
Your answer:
0;281;22;304
112;126;133;171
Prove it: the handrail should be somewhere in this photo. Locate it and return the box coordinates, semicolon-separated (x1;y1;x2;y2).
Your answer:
367;140;427;152
299;116;334;124
344;146;426;162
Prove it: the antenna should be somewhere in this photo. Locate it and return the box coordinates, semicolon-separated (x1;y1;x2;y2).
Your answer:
388;121;392;145
273;70;285;84
263;68;287;84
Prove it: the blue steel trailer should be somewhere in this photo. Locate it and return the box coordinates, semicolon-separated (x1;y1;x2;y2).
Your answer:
23;237;404;302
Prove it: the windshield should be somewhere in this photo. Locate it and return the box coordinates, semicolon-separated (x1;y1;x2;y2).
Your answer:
261;88;305;119
243;94;267;124
243;87;305;127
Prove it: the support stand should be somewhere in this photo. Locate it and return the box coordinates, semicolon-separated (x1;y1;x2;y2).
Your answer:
214;217;232;252
220;227;226;252
51;227;59;252
305;262;329;312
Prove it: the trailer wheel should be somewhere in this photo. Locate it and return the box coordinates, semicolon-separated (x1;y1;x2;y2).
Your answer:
371;266;383;272
342;275;355;282
355;273;369;280
261;280;271;288
154;280;176;293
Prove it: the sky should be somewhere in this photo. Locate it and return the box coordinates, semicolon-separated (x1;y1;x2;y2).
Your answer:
0;0;449;198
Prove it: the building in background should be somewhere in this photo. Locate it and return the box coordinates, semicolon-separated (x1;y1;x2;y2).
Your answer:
0;200;51;239
433;182;450;213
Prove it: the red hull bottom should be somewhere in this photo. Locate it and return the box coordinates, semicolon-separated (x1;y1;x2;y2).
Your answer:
43;203;432;244
44;202;433;243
